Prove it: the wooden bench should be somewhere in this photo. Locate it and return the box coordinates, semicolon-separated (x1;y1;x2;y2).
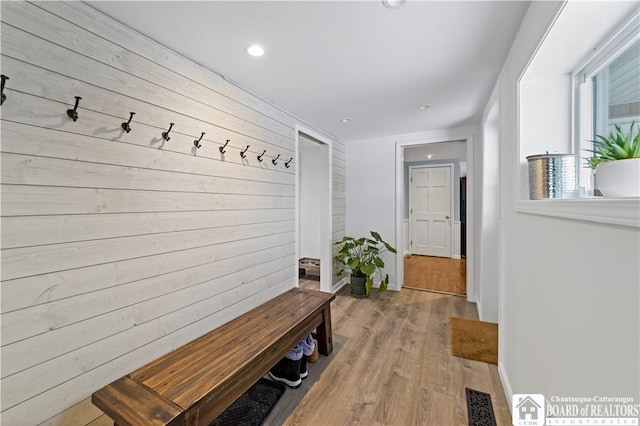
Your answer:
92;288;335;426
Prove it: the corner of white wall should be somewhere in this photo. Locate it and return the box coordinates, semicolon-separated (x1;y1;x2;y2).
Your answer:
499;362;514;411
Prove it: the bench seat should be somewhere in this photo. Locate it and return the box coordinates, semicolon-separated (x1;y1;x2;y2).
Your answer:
92;288;335;426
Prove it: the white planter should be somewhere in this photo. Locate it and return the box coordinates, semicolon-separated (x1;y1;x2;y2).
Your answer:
595;158;640;198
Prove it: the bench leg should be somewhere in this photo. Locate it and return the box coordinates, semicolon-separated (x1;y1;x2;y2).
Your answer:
315;305;333;355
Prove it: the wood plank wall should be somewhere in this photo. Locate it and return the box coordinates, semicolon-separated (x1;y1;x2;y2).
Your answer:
0;2;345;424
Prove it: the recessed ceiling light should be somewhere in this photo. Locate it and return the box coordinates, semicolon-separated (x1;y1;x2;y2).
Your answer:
341;118;352;123
382;0;407;9
426;154;433;159
418;105;430;110
246;44;265;57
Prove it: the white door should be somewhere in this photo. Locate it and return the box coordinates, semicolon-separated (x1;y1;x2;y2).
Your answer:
410;166;452;257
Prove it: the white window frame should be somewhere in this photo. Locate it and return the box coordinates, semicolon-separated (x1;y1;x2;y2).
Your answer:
572;14;640;196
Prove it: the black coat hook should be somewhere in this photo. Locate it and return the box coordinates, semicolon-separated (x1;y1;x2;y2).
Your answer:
257;150;266;162
162;123;174;141
121;112;135;133
219;139;230;154
240;145;250;159
1;75;9;106
66;96;82;122
194;132;205;148
272;154;281;166
285;158;293;168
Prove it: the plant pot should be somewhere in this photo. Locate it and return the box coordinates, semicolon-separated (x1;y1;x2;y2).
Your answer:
350;276;368;298
526;153;579;199
595;158;640;198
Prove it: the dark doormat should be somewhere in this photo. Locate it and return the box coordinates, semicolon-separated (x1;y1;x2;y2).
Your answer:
466;388;497;426
210;378;286;426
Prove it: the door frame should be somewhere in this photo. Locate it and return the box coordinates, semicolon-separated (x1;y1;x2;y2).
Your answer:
408;163;455;258
394;128;476;302
295;124;333;293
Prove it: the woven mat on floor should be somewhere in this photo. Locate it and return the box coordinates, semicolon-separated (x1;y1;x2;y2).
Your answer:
449;317;498;364
404;255;466;295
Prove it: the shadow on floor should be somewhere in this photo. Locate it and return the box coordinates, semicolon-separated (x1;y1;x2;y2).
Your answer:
262;333;347;426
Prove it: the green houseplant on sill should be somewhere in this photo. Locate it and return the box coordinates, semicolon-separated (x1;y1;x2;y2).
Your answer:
334;231;397;298
586;121;640;198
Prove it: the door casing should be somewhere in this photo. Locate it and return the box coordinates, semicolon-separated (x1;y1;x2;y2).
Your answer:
295;124;333;293
394;128;475;301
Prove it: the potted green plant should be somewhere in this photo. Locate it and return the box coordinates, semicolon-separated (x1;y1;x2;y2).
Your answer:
334;231;397;298
586;122;640;197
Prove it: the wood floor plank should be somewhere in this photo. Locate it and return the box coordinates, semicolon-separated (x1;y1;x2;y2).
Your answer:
420;387;468;426
372;371;411;425
263;285;511;426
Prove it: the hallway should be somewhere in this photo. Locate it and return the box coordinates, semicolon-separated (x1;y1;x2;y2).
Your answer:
265;285;509;425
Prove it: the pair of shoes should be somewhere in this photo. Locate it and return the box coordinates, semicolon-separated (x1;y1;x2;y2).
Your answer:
269;357;302;388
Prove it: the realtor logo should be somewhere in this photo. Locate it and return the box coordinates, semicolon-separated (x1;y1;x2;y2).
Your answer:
512;394;545;426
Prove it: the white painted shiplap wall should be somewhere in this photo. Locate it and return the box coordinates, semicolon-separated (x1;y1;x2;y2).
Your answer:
0;2;345;425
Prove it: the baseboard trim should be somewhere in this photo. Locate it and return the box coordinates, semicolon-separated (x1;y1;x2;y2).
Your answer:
498;362;513;412
331;277;348;293
331;278;400;293
373;281;400;292
388;282;400;292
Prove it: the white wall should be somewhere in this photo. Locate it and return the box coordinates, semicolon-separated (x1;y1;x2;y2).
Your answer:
345;136;397;286
475;95;500;323
495;0;640;404
0;2;343;424
299;136;323;260
331;141;347;287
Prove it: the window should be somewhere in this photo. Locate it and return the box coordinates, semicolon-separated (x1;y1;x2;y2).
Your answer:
515;2;639;228
574;16;640;196
593;41;640;136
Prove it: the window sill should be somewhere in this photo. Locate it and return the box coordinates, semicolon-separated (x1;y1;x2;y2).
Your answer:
515;198;640;228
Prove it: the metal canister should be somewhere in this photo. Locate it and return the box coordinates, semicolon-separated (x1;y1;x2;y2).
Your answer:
526;153;579;199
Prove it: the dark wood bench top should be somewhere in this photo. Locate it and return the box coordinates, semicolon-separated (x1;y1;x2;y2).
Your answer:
92;287;335;426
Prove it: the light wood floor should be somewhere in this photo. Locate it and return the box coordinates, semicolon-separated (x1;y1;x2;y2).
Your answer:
299;277;320;292
264;285;510;425
404;255;467;295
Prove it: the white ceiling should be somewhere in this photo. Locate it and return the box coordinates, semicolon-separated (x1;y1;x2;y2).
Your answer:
90;1;529;141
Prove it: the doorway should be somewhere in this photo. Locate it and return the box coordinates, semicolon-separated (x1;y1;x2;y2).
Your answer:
394;133;475;300
295;125;332;293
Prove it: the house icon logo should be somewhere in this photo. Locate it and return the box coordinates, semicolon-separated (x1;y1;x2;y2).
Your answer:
512;394;545;426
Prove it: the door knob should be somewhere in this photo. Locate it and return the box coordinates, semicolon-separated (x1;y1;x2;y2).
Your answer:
446;216;450;219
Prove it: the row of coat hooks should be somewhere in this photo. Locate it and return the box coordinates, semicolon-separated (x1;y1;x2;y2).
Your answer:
0;76;294;168
68;96;294;168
